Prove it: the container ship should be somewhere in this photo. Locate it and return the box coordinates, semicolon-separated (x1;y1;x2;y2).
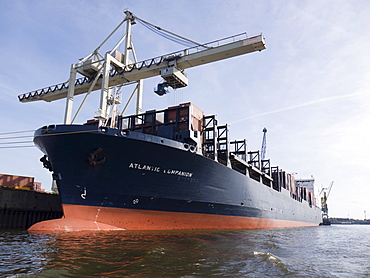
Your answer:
18;11;322;231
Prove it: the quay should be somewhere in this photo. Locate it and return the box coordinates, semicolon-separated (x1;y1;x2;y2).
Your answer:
0;187;63;230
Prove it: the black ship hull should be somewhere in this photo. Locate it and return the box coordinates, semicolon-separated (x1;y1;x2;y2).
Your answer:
29;124;322;231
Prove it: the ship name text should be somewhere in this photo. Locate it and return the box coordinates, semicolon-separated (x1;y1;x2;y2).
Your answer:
129;163;160;172
128;162;193;177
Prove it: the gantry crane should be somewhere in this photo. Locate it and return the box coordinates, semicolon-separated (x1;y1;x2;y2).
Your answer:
18;10;266;126
320;181;334;225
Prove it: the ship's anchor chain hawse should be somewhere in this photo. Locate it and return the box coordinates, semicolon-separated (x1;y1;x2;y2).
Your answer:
87;147;106;167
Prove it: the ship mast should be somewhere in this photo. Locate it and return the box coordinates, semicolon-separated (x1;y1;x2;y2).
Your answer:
261;127;267;160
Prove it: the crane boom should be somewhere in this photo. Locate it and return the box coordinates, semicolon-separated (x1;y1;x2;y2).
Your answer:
18;34;265;103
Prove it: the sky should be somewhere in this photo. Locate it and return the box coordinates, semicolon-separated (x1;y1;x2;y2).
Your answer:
1;0;369;220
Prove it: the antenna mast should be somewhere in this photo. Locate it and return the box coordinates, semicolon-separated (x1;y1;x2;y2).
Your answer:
261;127;267;160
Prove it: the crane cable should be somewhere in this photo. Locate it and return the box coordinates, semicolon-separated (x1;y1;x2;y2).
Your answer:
137;19;194;47
134;15;209;49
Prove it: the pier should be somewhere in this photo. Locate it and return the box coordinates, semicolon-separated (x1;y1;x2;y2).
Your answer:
0;187;63;230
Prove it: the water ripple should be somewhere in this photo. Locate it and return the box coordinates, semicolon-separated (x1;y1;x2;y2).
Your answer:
1;226;370;277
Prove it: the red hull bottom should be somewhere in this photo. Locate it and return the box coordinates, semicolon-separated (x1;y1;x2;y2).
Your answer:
28;204;318;232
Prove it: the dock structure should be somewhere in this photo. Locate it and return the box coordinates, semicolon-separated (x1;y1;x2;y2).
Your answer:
0;187;63;230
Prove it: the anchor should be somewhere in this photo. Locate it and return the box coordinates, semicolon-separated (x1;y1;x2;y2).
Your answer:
87;147;106;167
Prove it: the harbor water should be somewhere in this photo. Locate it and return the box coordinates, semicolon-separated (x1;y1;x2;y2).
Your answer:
1;225;369;277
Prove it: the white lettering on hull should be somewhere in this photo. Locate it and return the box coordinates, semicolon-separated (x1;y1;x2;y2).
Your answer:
128;162;193;178
129;163;161;172
164;169;193;178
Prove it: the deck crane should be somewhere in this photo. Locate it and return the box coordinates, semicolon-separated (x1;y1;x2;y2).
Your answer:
320;181;334;225
17;10;266;126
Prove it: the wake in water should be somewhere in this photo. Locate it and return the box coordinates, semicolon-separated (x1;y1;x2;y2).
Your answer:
253;251;291;275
